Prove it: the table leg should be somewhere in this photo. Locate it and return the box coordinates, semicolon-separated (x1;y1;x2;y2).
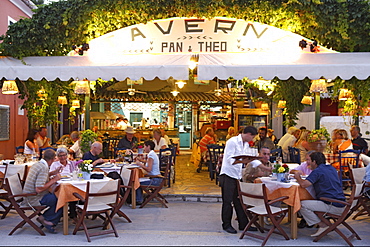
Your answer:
131;189;136;209
290;207;297;239
63;204;68;235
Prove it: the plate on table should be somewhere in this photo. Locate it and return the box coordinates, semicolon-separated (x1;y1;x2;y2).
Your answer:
95;163;114;168
61;175;72;181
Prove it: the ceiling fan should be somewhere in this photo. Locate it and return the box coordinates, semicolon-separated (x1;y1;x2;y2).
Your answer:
118;84;147;95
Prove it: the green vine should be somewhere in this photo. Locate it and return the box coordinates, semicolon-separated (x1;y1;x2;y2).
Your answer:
273;77;311;127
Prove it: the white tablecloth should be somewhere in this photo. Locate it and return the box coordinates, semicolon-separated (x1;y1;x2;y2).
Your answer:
260;177;316;198
0;162;35;178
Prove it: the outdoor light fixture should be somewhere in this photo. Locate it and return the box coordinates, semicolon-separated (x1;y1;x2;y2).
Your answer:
128;88;135;96
214;89;222;97
175;81;186;89
261;103;269;111
338;88;352;101
37;87;48;101
72;100;80;108
277;100;286;109
189;54;199;70
57;96;68;105
310;79;327;93
301;96;313;105
74;79;90;94
171;90;180;97
1;80;19;94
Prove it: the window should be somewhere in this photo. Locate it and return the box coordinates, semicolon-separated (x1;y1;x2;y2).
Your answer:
0;105;10;141
8;16;16;27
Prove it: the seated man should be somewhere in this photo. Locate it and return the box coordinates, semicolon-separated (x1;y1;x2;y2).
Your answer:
289;150;315;176
242;147;273;183
294;151;346;237
253;127;275;152
68;131;82;160
198;127;217;162
82;141;113;167
117;127;138;151
22;149;62;233
36;127;51;149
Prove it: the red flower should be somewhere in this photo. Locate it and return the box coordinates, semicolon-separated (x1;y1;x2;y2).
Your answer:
282;164;288;168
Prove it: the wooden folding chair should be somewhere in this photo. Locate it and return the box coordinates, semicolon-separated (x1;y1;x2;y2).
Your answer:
159;147;175;187
207;144;224;184
237;181;290;246
4;174;47;236
0;165;28;219
312;184;362;246
338;149;360;188
108;166;134;223
348;168;370;220
139;162;170;208
72;180;120;242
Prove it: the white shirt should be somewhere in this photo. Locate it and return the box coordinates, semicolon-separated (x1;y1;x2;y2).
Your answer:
220;134;254;180
281;135;297;161
117;121;128;130
50;160;76;176
147;150;160;176
70;140;82;159
153;137;168;151
36;136;50;148
277;133;293;147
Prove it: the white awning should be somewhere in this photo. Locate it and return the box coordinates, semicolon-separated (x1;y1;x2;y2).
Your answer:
0;54;191;81
197;52;370;80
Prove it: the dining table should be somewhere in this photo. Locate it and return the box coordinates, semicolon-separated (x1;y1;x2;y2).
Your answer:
255;176;315;239
55;176;115;235
94;162;144;209
0;161;35;180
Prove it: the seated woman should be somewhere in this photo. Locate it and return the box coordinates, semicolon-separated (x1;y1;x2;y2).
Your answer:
24;129;40;155
152;129;168;152
331;129;353;170
50;147;77;175
293;129;310;162
49;147;78;221
226;126;235;141
135;140;162;205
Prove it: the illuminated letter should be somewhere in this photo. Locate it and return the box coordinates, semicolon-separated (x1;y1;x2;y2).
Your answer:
243;23;268;38
185;19;204;33
214;19;235;34
131;27;146;41
154;21;174;35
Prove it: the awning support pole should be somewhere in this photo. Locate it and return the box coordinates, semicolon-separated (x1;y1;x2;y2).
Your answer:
85;94;91;130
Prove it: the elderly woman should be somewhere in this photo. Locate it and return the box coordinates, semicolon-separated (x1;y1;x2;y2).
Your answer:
50;147;77;176
153;129;168;151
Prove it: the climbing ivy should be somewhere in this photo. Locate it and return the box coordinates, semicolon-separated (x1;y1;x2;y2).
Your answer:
1;0;369;58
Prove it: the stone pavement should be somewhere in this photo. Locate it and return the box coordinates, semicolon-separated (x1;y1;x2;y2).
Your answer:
161;151;222;202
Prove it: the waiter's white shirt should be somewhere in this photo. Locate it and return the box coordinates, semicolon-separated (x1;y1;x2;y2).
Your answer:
220;134;254;180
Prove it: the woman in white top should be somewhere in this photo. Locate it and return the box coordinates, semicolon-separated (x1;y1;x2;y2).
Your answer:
50;147;77;176
153;129;168;151
135;140;161;204
24;129;40;155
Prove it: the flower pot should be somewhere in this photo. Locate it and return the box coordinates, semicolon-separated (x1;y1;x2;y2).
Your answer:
253;101;263;108
236;101;245;108
82;171;90;180
308;139;327;152
277;173;285;182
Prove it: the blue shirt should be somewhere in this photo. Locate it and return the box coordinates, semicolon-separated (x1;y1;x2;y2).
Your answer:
306;163;346;207
82;151;103;165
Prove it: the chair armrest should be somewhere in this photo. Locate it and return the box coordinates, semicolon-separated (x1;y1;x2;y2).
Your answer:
319;197;350;206
267;196;289;205
145;174;164;178
9;192;37;198
72;192;85;201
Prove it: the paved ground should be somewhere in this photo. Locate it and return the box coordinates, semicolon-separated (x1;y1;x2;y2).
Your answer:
1;151;370;245
1;201;369;246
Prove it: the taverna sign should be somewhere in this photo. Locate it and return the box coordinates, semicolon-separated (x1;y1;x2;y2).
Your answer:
88;17;333;57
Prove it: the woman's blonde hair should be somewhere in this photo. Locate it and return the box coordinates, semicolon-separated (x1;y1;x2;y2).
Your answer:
296;129;309;144
337;129;349;140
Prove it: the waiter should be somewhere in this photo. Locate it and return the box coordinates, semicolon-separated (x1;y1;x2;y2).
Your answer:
219;126;260;234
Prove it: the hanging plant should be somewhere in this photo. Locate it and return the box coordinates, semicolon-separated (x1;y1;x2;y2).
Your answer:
273;77;311;127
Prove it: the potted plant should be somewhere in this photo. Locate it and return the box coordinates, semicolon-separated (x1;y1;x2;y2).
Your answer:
76;159;93;180
80;129;98;154
307;127;331;152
